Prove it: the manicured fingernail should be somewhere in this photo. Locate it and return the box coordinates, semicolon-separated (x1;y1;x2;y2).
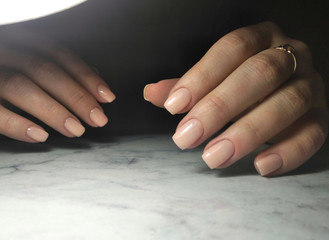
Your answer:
164;88;191;115
27;127;49;142
98;85;116;103
90;108;108;127
202;140;235;169
64;118;85;137
143;84;153;102
172;119;203;150
255;154;283;176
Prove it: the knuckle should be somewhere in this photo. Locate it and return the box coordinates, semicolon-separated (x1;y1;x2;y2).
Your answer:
261;21;280;30
69;90;90;106
29;57;57;77
221;30;247;48
0;72;28;96
219;29;253;55
246;53;283;83
281;83;312;114
313;122;328;147
2;115;18;135
219;23;272;53
242;118;264;142
43;101;63;117
294;122;327;158
293;138;311;158
193;65;212;84
203;94;231;118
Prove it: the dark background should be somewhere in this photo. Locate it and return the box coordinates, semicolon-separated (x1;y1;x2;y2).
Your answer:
1;0;328;138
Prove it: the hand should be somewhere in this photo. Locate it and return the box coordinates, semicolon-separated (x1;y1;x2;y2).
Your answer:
0;27;115;143
144;21;329;177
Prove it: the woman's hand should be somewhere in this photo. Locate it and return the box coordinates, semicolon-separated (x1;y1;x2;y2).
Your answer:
0;27;115;143
144;21;329;177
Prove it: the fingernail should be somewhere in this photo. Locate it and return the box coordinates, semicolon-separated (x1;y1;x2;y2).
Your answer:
202;140;235;169
143;84;153;102
90;108;108;127
255;154;283;176
98;85;116;103
26;127;49;142
172;119;203;150
164;88;191;115
64;118;85;137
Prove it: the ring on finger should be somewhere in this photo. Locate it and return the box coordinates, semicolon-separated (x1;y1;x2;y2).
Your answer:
274;44;297;74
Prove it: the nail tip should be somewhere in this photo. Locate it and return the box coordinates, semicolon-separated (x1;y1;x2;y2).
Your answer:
164;88;191;115
172;136;186;150
164;104;176;115
143;84;152;102
98;85;116;103
201;140;235;170
254;154;283;177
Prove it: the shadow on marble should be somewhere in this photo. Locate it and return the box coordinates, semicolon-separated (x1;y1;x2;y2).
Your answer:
0;138;51;153
0;133;138;154
0;136;92;153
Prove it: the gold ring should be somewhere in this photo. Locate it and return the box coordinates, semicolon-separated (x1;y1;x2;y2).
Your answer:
274;44;297;74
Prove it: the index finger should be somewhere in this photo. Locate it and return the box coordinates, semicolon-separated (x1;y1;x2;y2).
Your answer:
163;21;284;115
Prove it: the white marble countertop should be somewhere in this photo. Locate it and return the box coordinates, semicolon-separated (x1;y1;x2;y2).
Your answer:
0;134;328;240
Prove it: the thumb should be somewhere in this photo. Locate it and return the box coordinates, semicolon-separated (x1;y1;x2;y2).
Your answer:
143;78;179;108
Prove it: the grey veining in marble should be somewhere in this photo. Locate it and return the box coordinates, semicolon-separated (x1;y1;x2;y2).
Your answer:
0;135;328;240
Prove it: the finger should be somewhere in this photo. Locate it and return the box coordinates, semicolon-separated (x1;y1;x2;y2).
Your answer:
0;105;48;143
172;46;299;150
163;21;285;115
254;109;328;177
45;45;116;103
200;75;315;169
0;27;116;103
0;71;85;137
0;47;108;128
143;79;179;107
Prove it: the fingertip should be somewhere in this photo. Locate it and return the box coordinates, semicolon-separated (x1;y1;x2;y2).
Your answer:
98;85;116;103
64;118;85;137
143;79;179;108
143;83;154;102
254;154;283;177
26;126;49;143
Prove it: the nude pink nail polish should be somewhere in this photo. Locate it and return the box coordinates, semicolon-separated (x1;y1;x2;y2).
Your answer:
26;127;49;142
172;119;203;150
64;118;85;137
255;154;283;176
98;85;116;103
143;84;153;102
90;108;108;127
202;140;235;169
164;88;191;115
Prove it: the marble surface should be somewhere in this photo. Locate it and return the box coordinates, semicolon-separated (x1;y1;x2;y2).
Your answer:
0;134;328;240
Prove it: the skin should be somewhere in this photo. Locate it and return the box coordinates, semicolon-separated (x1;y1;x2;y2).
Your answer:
0;22;327;177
